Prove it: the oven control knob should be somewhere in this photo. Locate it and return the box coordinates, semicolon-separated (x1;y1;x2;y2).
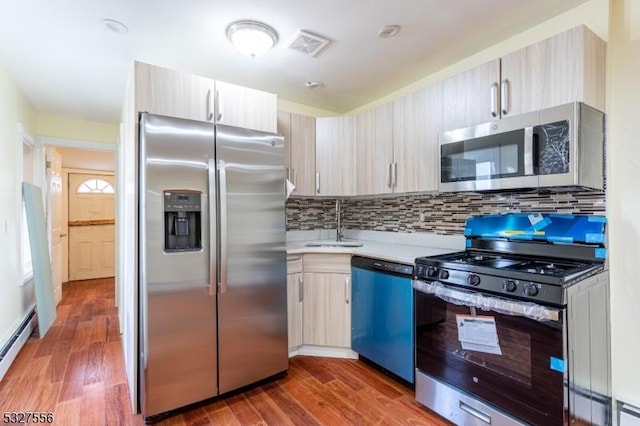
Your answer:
502;280;517;292
427;267;437;278
439;270;449;280
523;284;539;297
468;274;481;286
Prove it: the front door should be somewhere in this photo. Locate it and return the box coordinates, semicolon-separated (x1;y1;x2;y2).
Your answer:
68;173;115;281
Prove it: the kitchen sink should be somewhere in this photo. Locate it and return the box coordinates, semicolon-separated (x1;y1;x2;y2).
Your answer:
304;240;364;248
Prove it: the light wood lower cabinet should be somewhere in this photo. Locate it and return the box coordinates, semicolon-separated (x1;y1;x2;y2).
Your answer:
302;272;351;347
287;253;352;351
286;255;303;350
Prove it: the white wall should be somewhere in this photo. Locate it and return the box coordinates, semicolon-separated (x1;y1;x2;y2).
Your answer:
608;0;640;410
0;65;37;351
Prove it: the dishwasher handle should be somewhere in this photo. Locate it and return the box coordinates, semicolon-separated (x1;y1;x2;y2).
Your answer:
351;255;414;277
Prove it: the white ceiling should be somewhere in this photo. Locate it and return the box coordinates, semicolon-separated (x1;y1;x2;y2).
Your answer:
56;147;115;172
0;0;589;123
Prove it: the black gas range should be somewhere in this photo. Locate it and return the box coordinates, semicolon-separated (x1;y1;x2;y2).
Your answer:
415;244;604;307
413;213;611;426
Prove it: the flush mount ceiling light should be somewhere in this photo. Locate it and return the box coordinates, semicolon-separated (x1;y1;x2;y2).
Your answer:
378;24;401;38
102;18;128;35
305;81;323;90
226;20;278;58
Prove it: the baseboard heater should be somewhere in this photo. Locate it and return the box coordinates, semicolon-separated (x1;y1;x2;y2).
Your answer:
0;308;36;381
619;401;640;426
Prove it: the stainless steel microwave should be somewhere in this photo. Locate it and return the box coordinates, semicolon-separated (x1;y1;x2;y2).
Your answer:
439;102;605;192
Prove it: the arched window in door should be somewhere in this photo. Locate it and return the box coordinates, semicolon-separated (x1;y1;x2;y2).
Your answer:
76;178;114;194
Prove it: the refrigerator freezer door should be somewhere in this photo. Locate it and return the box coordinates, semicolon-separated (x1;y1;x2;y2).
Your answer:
215;125;288;394
140;113;218;417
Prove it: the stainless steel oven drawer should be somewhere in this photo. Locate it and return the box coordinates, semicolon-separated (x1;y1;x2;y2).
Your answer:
415;369;528;426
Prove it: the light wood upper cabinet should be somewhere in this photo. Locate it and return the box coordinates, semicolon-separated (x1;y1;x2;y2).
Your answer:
442;59;501;131
393;83;443;193
135;62;215;122
215;80;277;133
442;26;605;131
135;62;277;133
356;103;394;195
351;83;441;196
316;116;356;196
500;25;605;117
278;111;317;196
277;111;291;177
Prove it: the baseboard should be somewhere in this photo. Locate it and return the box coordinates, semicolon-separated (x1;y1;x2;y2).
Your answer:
293;345;358;359
619;401;640;426
0;309;36;381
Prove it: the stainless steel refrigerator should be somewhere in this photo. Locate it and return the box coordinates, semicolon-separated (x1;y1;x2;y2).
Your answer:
138;113;288;419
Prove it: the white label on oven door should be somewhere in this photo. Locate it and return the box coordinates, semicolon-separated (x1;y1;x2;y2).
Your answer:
456;314;502;355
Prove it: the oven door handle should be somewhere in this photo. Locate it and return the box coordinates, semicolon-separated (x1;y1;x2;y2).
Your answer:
459;401;492;424
413;280;561;322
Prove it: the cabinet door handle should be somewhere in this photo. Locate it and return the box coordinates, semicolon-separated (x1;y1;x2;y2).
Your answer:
387;163;393;188
490;82;499;118
298;277;303;302
206;89;214;121
286;167;290;182
345;277;350;304
215;89;222;122
392;162;398;188
315;172;320;194
501;79;510;116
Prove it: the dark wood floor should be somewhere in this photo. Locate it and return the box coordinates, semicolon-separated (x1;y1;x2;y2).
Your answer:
0;278;451;425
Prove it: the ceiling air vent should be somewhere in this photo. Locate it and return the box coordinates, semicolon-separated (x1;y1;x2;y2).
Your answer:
288;30;330;57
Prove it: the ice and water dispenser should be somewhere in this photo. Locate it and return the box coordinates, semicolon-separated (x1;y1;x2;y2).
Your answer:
163;190;202;252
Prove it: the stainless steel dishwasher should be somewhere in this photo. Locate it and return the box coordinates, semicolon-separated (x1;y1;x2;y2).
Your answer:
351;256;414;384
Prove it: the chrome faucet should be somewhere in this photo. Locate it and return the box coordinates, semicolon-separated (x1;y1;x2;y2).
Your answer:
336;199;343;242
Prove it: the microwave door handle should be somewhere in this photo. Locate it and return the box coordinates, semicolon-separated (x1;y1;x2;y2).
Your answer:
532;132;540;174
524;126;534;176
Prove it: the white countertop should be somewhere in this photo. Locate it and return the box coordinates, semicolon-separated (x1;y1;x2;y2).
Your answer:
286;229;465;265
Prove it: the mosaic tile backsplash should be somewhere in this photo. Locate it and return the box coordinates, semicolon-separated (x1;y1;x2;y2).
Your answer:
286;190;606;235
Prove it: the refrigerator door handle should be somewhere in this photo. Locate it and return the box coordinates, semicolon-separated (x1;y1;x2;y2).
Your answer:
208;158;218;295
218;159;228;294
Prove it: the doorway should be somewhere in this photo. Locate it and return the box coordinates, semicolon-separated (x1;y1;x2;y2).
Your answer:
44;145;116;292
67;173;115;280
